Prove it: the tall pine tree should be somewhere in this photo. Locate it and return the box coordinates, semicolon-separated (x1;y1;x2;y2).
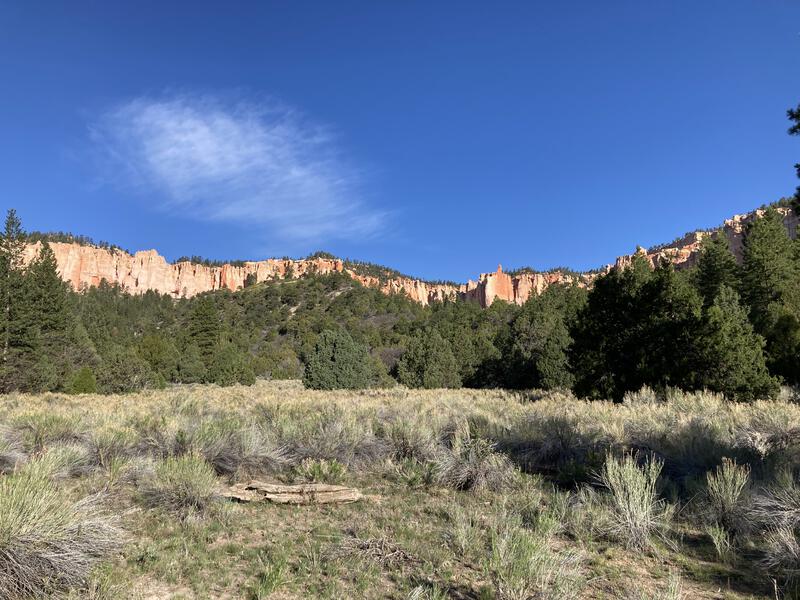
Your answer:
694;234;739;307
740;207;800;385
741;208;798;325
27;242;73;390
0;210;38;391
188;295;220;368
695;286;779;401
571;253;654;400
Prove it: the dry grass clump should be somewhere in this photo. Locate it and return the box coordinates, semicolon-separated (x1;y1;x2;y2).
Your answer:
622;385;660;405
191;420;290;479
761;525;800;580
600;452;671;550
139;454;218;518
433;421;516;492
38;442;92;479
627;571;685;600
562;485;613;543
0;427;25;473
86;427;136;471
284;411;388;468
749;474;800;581
488;515;583;600
706;458;750;534
129;414;186;459
13;412;86;453
0;458;125;600
294;457;347;483
406;584;448;600
443;504;484;558
380;416;437;462
752;482;800;530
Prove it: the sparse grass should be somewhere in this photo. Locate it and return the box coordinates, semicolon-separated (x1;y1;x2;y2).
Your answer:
628;571;685;600
249;551;290;599
0;381;791;598
705;523;735;564
488;514;584;600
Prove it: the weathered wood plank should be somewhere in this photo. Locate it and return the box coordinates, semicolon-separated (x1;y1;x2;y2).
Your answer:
222;481;363;504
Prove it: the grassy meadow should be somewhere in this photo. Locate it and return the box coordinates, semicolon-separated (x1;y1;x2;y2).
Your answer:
2;381;800;599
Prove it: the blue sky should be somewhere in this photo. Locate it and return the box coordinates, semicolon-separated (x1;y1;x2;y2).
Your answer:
1;2;798;282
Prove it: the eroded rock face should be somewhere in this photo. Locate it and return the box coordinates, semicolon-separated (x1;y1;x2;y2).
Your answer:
613;206;798;271
464;264;590;307
21;241;587;307
21;205;798;307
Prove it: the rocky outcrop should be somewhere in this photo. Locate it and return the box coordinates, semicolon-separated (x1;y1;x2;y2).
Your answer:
22;205;798;308
614;206;798;270
464;265;590;307
21;242;586;307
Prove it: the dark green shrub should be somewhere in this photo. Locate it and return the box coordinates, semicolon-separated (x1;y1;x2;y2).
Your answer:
207;344;255;386
96;346;158;393
66;367;97;394
302;329;375;390
397;329;461;389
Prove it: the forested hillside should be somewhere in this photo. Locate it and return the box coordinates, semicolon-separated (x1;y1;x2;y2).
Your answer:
1;199;799;399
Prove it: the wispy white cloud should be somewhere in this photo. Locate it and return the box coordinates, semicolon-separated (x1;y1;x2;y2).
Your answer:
90;93;385;243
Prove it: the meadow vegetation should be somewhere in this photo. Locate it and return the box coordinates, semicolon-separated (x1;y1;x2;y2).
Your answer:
1;381;800;598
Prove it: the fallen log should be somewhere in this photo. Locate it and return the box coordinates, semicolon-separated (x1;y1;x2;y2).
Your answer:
223;481;363;505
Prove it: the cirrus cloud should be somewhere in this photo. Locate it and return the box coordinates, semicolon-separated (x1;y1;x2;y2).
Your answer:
90;93;386;244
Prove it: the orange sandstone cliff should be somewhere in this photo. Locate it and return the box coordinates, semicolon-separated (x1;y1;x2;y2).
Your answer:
20;242;585;307
22;205;798;308
613;206;798;270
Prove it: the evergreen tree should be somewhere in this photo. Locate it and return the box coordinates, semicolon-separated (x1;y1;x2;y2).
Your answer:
26;242;72;389
740;208;800;384
695;286;779;401
28;242;69;337
137;333;180;381
635;262;703;391
0;210;41;391
741;207;799;327
694;234;739;306
96;345;159;393
303;329;375;390
571;253;652;400
427;300;502;386
765;306;800;385
571;257;702;400
397;328;461;389
175;343;207;384
207;343;256;386
507;284;586;389
188;296;220;366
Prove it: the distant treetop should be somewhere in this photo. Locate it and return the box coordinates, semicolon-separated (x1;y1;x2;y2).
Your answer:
173;255;248;267
26;231;129;254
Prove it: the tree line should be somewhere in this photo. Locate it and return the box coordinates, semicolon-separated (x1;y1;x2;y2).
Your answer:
0;204;797;400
